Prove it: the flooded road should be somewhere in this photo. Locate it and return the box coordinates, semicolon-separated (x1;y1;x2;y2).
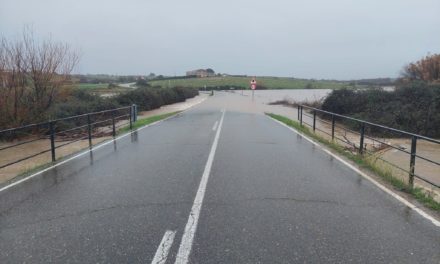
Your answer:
1;91;439;263
232;88;331;104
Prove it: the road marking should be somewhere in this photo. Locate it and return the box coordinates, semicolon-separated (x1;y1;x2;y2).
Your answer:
175;109;226;264
151;230;177;264
267;116;440;227
0;97;209;194
212;121;219;131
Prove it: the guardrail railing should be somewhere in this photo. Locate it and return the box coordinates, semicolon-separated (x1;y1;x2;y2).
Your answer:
298;105;440;190
0;105;137;172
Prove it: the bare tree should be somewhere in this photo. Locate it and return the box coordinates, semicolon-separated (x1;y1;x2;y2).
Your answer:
0;28;79;127
0;37;27;124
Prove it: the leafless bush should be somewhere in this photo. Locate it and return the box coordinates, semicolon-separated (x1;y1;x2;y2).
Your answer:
401;53;440;83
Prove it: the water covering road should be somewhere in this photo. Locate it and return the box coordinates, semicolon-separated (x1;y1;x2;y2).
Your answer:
0;92;439;263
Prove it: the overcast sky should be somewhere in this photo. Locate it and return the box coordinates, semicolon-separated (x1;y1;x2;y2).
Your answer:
1;0;439;79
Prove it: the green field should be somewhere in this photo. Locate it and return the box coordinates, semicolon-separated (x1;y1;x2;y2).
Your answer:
148;76;354;90
74;83;111;90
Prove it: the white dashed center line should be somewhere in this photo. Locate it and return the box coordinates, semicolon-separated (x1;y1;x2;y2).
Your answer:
212;120;219;131
151;230;177;264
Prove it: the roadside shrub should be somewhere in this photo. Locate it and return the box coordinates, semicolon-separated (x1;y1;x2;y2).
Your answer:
173;86;199;100
136;78;150;87
50;90;120;119
115;86;198;111
321;89;369;115
116;87;162;110
158;88;179;103
1;86;199;136
320;83;440;137
305;83;314;89
34;86;198;122
37;90;120;133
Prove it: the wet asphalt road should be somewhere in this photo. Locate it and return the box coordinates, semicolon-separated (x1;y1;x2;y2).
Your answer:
0;92;439;263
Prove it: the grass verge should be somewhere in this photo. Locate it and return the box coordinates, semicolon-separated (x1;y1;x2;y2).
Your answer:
118;111;180;134
266;113;440;211
1;162;55;188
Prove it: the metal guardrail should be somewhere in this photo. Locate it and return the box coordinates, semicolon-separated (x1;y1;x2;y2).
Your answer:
298;105;440;189
0;105;138;170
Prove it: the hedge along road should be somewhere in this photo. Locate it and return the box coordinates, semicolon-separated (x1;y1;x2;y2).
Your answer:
0;91;439;263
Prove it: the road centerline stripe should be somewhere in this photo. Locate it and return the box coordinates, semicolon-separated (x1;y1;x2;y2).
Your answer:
174;109;226;264
212;121;219;131
151;230;177;264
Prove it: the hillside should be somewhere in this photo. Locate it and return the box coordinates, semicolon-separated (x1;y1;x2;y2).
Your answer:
148;76;357;90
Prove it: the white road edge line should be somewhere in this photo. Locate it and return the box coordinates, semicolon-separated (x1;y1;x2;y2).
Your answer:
174;109;226;264
212;121;219;131
151;230;177;264
0;97;208;193
266;116;440;227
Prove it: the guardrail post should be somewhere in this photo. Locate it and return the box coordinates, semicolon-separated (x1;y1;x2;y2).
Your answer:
297;105;300;120
359;123;365;154
300;106;303;126
129;106;133;130
409;136;417;188
49;121;56;162
132;104;138;122
87;114;92;149
112;110;116;138
331;115;335;141
313;110;316;132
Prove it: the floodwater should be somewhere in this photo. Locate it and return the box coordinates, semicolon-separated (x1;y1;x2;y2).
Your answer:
234;89;332;104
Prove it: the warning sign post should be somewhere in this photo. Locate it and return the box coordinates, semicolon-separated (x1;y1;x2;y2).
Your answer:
250;79;257;90
250;78;257;99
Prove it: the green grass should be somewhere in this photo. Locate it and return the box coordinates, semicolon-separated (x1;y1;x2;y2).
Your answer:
6;162;56;186
266;113;440;211
149;76;357;90
118;111;180;134
74;83;111;90
413;188;440;210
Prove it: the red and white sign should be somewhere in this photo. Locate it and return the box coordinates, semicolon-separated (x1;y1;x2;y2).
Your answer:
250;79;257;90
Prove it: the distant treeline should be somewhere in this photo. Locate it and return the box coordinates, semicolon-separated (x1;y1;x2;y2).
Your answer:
320;82;440;137
349;78;395;86
73;74;138;84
